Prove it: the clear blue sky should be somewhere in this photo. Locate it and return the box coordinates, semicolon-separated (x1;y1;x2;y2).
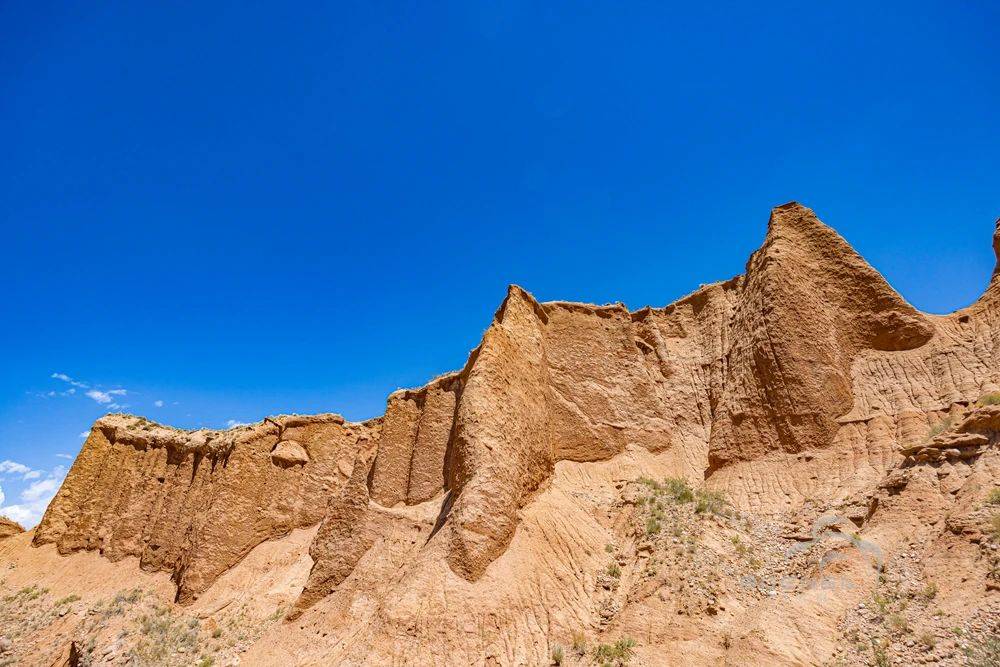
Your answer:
1;2;997;525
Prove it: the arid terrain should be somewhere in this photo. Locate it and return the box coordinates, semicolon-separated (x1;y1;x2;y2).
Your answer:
2;202;998;666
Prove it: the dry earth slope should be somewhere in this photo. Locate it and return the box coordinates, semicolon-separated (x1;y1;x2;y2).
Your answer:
2;202;999;666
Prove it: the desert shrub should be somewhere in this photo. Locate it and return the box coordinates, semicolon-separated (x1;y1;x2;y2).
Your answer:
926;417;953;440
132;605;200;665
871;638;891;667
6;585;48;602
593;637;636;665
871;592;890;616
663;477;694;503
694;489;726;515
918;632;936;649
977;392;1000;407
920;582;938;600
989;515;1000;542
550;644;564;665
605;563;621;579
645;517;661;536
637;477;661;491
987;488;1000;506
571;631;587;657
55;594;81;606
966;635;1000;667
887;613;908;634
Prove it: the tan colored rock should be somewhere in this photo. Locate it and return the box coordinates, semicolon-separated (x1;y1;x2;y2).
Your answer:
0;517;24;540
17;203;1000;666
271;440;309;467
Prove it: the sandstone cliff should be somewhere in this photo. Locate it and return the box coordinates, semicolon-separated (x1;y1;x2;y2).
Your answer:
13;203;999;666
0;517;23;540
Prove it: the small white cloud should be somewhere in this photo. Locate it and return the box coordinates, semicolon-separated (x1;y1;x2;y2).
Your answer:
0;465;68;527
154;400;164;408
85;388;127;405
51;372;88;388
0;460;32;476
86;390;113;404
56;453;74;459
22;477;59;502
22;470;41;480
79;432;89;439
225;419;249;429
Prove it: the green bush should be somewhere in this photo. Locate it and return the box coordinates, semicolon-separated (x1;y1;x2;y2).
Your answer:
663;477;694;503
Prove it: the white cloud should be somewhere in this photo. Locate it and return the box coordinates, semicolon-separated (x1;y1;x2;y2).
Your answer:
51;372;89;388
79;432;89;439
56;453;74;459
225;419;249;429
0;460;45;481
22;477;59;502
85;388;127;405
154;400;164;408
0;465;68;528
0;484;4;506
0;460;32;476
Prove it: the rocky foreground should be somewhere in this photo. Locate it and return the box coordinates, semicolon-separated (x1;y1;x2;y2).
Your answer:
1;202;999;666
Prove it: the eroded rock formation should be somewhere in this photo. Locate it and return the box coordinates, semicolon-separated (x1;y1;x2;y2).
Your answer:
0;517;23;540
19;202;1000;665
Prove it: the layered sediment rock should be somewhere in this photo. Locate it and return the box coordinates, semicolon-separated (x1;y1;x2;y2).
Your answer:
0;517;23;540
30;203;1000;630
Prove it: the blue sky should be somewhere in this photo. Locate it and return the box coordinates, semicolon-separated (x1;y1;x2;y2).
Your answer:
1;2;997;526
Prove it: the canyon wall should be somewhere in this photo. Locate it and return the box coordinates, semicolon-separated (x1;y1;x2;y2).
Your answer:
31;203;1000;622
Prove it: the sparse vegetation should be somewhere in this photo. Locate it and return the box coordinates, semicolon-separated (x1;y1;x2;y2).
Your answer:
918;632;936;649
592;637;636;666
920;582;937;600
976;392;1000;407
966;635;1000;667
871;638;891;667
871;591;891;616
694;488;726;515
990;514;1000;542
605;563;621;579
571;631;588;657
551;644;564;665
926;417;953;441
887;613;908;634
663;477;694;503
5;585;48;602
55;593;81;606
988;488;1000;506
645;517;661;536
